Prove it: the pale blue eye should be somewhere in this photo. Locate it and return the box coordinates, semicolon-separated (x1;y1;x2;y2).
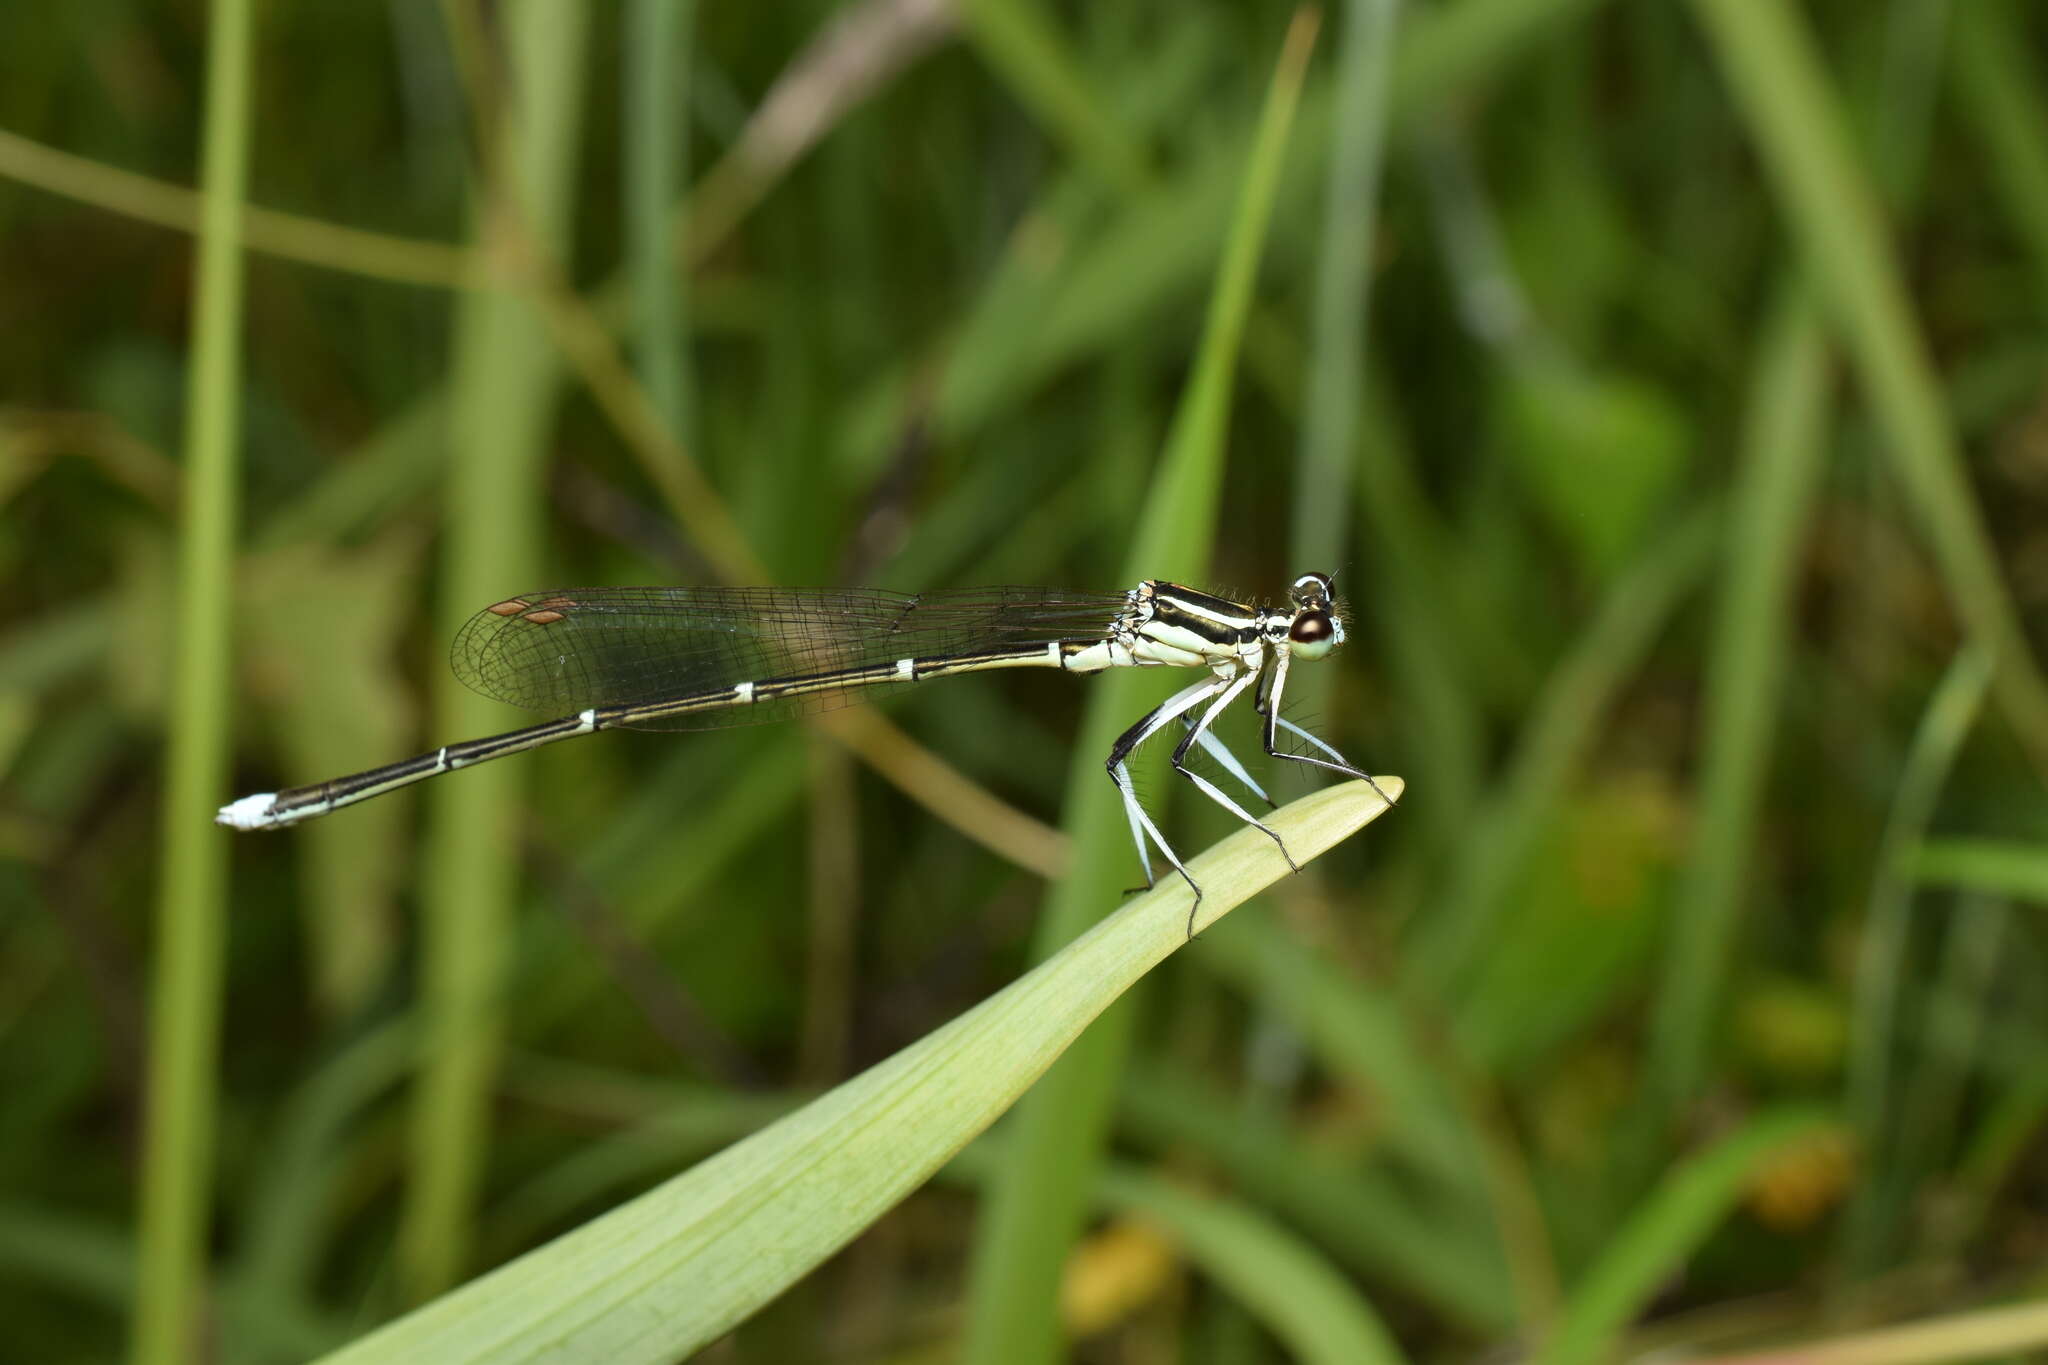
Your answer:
1289;636;1335;661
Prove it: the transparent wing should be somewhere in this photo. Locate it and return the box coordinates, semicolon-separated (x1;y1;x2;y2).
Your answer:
450;585;1126;731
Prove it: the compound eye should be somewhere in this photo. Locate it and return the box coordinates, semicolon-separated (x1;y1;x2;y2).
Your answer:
1288;609;1336;660
1291;571;1335;605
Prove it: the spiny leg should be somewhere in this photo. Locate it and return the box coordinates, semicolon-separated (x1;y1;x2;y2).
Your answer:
1171;665;1301;905
1273;713;1351;766
1112;683;1197;886
1260;645;1396;807
1105;677;1227;909
1181;714;1274;807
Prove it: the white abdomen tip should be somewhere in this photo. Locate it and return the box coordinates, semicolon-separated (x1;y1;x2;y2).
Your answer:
216;792;281;830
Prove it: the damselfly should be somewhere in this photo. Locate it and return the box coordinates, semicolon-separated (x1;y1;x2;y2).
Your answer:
219;572;1391;921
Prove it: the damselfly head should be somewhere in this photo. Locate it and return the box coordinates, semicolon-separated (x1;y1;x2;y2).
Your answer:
1285;571;1343;660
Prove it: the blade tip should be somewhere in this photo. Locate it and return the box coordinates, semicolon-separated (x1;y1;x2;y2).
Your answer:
217;793;280;830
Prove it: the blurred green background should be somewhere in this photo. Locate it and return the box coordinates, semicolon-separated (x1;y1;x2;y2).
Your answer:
5;0;2048;1360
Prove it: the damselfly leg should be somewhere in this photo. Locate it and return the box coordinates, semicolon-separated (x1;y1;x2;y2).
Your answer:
1180;709;1275;808
1105;676;1224;909
1258;642;1395;807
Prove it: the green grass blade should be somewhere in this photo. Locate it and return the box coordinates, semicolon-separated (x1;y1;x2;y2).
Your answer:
955;0;1151;195
1113;14;1321;592
1951;1066;2048;1253
6;1201;346;1361
945;1141;1410;1363
1294;0;1399;568
1685;0;2048;767
1388;0;1606;113
516;739;810;1030
1201;913;1480;1192
487;1089;803;1255
1645;285;1830;1123
1120;1067;1514;1331
1950;0;2048;315
1097;1167;1411;1365
312;782;1398;1365
1683;1298;2048;1365
7;1203;160;1323
256;0;1612;556
1410;504;1719;991
1840;647;1993;1275
132;0;255;1358
1349;364;1492;844
1913;840;2048;903
624;0;694;438
1533;1108;1833;1365
397;1;591;1300
961;16;1321;1361
0;599;115;694
1891;896;2005;1226
250;395;447;552
847;0;1618;476
234;1023;412;1316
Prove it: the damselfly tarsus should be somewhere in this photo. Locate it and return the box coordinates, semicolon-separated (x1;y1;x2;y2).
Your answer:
219;572;1392;927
